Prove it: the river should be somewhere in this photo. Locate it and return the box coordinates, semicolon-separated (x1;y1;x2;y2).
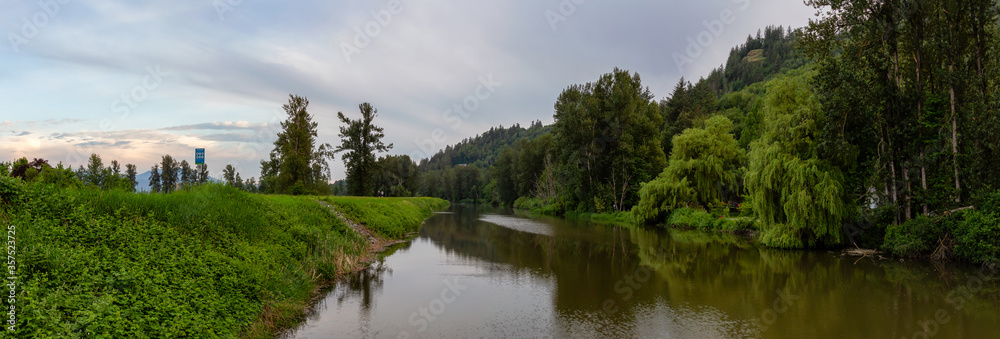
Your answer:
285;205;999;338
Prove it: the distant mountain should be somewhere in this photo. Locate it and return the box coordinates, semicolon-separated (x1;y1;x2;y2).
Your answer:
133;170;222;192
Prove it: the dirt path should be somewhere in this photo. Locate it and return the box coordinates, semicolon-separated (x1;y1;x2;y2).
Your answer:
314;200;405;258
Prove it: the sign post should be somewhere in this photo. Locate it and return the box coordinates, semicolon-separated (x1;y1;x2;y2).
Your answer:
195;148;205;165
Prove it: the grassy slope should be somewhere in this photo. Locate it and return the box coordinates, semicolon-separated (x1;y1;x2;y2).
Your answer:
2;181;446;338
320;196;449;238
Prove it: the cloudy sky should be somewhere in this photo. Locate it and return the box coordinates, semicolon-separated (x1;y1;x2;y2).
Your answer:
0;0;817;181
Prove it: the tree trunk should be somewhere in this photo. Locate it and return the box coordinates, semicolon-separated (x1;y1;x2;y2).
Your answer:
903;163;912;221
949;64;961;203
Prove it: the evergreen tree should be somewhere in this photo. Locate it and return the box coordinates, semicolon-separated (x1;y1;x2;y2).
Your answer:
85;153;104;187
263;94;335;194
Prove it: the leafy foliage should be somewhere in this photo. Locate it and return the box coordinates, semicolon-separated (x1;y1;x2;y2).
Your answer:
882;216;945;257
551;68;667;212
259;94;336;195
335;102;393;196
2;177;446;337
632;116;744;223
745;75;848;248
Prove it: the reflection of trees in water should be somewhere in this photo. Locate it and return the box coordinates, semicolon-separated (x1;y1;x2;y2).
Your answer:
626;225;1000;338
334;257;393;318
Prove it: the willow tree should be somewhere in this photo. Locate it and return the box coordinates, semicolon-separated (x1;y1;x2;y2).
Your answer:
632;115;744;224
745;76;848;248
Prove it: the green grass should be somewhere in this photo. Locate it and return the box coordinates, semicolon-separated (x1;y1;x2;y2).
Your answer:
320;196;450;238
1;180;446;338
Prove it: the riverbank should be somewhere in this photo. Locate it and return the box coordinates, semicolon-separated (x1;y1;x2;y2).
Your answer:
0;178;447;338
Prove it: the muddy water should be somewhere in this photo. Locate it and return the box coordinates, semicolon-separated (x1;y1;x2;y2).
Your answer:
286;205;1000;338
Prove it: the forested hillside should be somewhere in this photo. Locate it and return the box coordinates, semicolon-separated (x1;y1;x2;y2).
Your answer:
364;2;999;262
413;27;806;208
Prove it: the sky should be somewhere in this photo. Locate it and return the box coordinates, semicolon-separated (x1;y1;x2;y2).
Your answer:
0;0;818;181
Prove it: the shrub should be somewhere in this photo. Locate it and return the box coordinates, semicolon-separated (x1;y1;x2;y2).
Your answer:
667;207;715;230
0;175;25;206
882;216;944;257
953;211;1000;264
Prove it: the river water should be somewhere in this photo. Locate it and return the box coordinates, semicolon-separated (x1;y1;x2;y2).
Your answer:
286;205;999;338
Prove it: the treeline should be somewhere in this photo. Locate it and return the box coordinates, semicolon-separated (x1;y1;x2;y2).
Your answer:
415;30;804;209
631;0;1000;258
411;3;1000;262
147;154;212;193
0;155;137;191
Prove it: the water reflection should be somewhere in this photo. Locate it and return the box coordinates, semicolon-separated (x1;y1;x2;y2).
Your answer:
288;205;1000;338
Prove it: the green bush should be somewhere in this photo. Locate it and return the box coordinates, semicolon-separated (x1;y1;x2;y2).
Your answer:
664;207;756;232
882;216;944;257
953;211;1000;264
513;196;564;216
667;207;715;230
0;175;25;205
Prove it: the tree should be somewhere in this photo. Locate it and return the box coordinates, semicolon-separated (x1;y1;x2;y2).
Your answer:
179;160;192;188
744;76;848;248
125;164;138;192
335;102;393;196
234;172;243;191
801;0;1000;223
149;164;161;193
552;68;666;212
223;164;236;186
196;164;209;184
110;160;120;176
632;115;745;223
374;155;420;197
85;153;104;187
264;94;335;194
160;155;178;193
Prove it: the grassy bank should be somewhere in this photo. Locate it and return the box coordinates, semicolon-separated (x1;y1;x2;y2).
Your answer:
321;196;449;238
0;178;446;338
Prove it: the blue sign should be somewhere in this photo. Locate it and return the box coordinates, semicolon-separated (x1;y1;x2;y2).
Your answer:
195;148;205;164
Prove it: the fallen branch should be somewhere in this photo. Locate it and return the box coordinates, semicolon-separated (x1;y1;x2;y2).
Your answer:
943;206;975;215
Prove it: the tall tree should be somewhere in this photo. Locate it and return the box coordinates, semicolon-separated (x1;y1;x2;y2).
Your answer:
160;155;178;193
149;164;161;193
745;76;848;248
223;164;236;186
196;164;209;184
335;102;393;196
85;153;104;187
125;164;137;192
266;94;335;194
179;160;192;188
802;0;999;222
552;68;666;212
